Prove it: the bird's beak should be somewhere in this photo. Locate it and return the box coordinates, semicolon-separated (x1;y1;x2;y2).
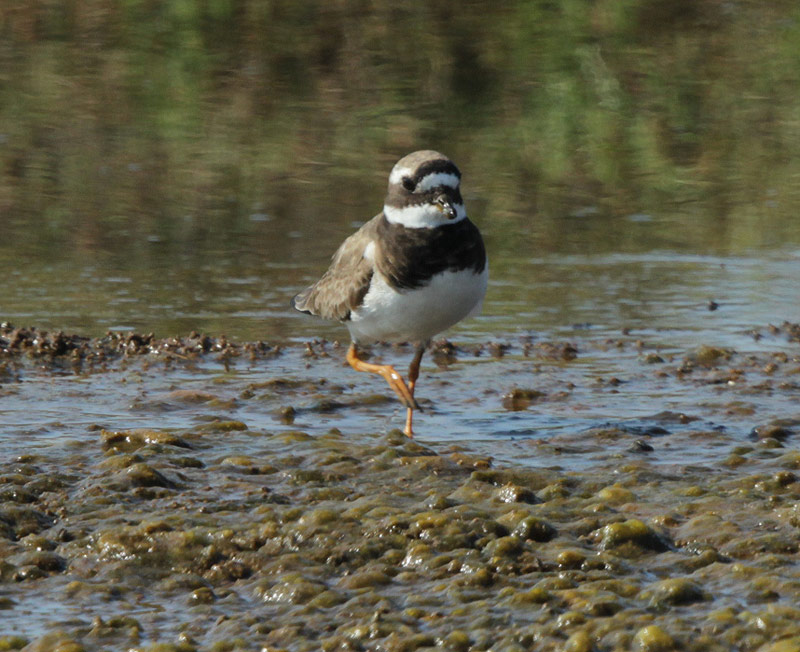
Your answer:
436;195;458;220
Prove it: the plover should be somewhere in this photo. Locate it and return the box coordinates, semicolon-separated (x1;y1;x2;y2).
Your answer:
292;150;488;436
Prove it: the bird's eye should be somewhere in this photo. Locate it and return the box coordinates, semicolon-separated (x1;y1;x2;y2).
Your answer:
401;176;416;192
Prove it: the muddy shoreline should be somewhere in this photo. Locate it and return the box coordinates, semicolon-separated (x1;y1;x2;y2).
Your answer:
2;325;800;651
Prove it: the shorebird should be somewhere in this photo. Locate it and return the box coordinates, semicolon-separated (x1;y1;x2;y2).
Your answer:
292;150;487;436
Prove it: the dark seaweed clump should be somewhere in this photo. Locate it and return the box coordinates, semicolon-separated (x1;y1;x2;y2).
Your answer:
0;324;280;371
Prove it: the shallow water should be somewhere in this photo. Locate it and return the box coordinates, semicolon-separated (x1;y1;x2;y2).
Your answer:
3;235;800;345
2;322;797;469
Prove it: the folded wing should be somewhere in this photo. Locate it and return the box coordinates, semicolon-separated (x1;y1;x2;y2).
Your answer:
291;215;380;322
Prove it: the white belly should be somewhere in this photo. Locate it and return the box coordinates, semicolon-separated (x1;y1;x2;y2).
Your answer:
347;267;488;344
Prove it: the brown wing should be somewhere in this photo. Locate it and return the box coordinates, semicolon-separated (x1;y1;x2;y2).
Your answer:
291;215;380;322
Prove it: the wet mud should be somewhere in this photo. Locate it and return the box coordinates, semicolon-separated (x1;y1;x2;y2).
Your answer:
2;324;800;651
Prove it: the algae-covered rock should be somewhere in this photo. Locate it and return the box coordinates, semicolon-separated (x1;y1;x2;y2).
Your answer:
13;565;47;581
495;483;539;504
188;587;216;604
119;463;177;489
512;587;554;606
684;345;735;368
778;451;800;469
640;578;708;607
722;533;799;558
759;637;800;652
632;625;675;651
219;456;278;475
752;424;792;441
595;483;636;504
512;516;557;542
773;470;797;486
16;550;66;572
0;505;53;538
0;636;28;650
564;630;595;652
537;482;570;501
556;549;585;569
195;420;247;433
256;574;328;604
556;610;586;628
483;535;523;558
438;631;471;652
101;429;191;452
502;388;546;411
592;519;670;552
338;569;392;589
97;453;144;471
0;487;36;504
87;615;142;639
307;589;347;608
17;632;86;652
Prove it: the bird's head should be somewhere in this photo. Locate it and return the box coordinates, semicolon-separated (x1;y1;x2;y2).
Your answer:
383;150;466;229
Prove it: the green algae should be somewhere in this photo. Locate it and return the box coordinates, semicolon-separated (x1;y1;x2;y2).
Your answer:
640;578;709;608
592;518;671;552
4;424;792;650
511;515;557;542
4;334;800;651
633;625;676;652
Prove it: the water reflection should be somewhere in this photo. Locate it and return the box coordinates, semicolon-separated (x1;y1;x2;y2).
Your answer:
2;2;800;340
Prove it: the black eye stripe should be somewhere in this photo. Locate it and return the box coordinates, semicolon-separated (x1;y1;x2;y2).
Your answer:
401;176;416;191
412;160;461;182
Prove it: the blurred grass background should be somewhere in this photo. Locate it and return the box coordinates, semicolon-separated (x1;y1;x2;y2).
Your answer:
3;1;800;253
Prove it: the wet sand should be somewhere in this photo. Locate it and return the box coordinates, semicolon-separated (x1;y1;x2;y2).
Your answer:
2;324;800;651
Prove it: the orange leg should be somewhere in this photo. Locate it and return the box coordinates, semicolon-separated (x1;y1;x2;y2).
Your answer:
403;345;426;437
346;344;420;426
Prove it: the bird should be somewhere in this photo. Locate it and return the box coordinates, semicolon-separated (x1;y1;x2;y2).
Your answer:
292;150;488;437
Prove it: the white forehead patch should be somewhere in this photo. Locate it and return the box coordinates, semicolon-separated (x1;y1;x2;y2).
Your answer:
416;172;460;192
388;165;413;186
384;202;467;229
